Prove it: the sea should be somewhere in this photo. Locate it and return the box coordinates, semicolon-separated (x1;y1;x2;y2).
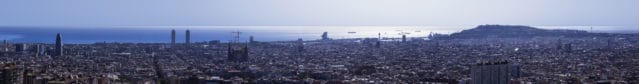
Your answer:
0;26;636;44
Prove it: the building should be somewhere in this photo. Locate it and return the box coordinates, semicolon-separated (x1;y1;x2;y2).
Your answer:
13;44;27;53
34;44;46;57
401;35;406;42
0;63;20;84
55;33;63;56
22;69;35;84
376;33;381;48
321;32;330;40
297;38;304;52
2;40;7;52
249;36;255;43
171;29;176;47
186;29;191;47
227;45;248;62
471;61;518;84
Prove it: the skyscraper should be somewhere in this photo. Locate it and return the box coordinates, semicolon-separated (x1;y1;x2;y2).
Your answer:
14;44;27;53
171;29;176;47
2;40;7;52
55;33;63;56
297;38;304;52
402;35;406;42
249;36;255;43
186;29;191;47
321;32;329;40
0;63;19;84
35;44;45;57
376;33;381;48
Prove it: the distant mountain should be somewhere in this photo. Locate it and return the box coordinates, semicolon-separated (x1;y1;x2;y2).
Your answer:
444;25;605;39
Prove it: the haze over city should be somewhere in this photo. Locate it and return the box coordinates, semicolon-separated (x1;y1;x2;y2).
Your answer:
1;0;639;84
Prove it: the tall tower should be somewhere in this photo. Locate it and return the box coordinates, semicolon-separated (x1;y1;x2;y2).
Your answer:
185;29;190;47
249;36;255;43
321;32;329;40
171;29;176;47
36;44;45;57
2;39;7;52
376;33;381;48
0;63;19;84
55;33;63;56
297;38;304;52
401;35;407;42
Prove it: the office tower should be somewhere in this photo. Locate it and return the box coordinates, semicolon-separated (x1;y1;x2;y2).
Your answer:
321;32;329;40
249;36;255;43
2;40;7;52
0;63;19;84
55;33;63;56
186;29;191;47
23;69;35;84
402;35;406;42
35;44;45;57
297;38;304;52
376;33;381;48
14;44;27;53
471;61;517;84
171;29;176;47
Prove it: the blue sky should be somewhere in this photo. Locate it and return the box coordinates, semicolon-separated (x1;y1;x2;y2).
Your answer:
1;0;637;27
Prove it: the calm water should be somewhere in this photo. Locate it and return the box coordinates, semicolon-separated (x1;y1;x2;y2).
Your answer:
0;26;635;44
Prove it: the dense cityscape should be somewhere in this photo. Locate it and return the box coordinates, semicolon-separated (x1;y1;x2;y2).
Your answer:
0;25;637;84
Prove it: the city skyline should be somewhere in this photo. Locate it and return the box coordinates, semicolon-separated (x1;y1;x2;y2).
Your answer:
0;0;638;83
1;25;638;83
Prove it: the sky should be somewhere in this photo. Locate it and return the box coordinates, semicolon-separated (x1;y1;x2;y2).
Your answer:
1;0;638;27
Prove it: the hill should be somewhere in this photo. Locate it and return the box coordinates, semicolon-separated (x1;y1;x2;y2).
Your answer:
445;25;598;39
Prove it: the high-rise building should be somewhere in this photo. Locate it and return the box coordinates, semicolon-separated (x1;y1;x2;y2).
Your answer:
376;33;381;48
375;41;381;48
401;35;406;42
297;38;304;52
3;40;7;52
55;33;63;56
14;44;27;53
171;29;176;47
23;69;35;84
321;32;329;40
249;36;255;43
471;61;518;84
0;63;20;84
35;44;46;57
186;29;191;47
